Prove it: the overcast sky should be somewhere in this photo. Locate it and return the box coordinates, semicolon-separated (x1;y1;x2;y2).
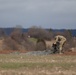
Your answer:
0;0;76;29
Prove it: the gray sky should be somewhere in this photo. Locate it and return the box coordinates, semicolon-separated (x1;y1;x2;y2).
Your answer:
0;0;76;29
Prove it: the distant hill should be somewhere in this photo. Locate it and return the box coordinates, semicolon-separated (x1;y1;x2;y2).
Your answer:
0;28;76;37
71;30;76;37
2;28;28;35
53;29;76;37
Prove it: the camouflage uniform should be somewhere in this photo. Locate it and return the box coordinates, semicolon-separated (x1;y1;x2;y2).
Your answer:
53;35;66;54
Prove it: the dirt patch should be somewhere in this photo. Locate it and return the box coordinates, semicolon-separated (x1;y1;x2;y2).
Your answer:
63;51;76;55
0;50;29;54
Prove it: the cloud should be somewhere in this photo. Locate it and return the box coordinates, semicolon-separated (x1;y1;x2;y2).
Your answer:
0;0;76;29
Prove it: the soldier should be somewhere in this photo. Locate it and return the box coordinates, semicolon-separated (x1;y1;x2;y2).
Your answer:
53;35;66;54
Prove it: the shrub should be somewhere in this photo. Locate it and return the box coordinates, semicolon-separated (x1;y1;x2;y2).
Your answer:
10;28;23;44
0;28;6;39
36;39;46;51
28;26;53;40
3;37;18;50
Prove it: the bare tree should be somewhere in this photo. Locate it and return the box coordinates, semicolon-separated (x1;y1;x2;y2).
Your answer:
0;28;6;39
28;26;53;40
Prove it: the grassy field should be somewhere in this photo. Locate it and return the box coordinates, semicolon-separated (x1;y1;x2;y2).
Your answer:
0;54;76;75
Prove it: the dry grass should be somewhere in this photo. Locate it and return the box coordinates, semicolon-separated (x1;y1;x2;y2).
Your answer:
0;54;76;75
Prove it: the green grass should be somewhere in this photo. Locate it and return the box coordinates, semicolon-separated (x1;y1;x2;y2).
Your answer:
0;54;76;70
0;54;76;75
0;62;76;70
28;38;37;44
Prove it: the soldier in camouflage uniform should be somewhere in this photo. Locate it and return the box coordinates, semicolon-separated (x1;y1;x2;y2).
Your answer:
53;35;66;54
